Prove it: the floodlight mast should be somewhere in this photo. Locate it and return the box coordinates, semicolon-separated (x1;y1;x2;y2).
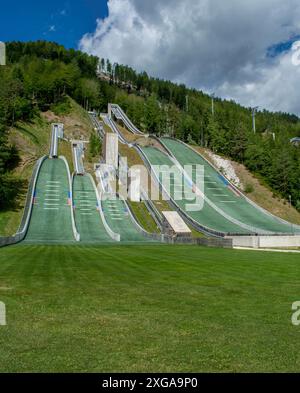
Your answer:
211;93;215;116
185;95;189;112
112;62;118;83
252;106;259;133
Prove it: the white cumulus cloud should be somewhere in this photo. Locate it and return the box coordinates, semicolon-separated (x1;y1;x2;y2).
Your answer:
79;0;300;115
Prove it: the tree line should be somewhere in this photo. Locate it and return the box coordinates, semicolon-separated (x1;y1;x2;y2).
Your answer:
0;41;99;209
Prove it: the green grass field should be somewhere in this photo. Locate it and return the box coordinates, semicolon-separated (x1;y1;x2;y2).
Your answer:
0;244;299;372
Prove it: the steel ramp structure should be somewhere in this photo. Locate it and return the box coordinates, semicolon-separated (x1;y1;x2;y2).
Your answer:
73;142;85;175
49;123;63;158
110;104;144;135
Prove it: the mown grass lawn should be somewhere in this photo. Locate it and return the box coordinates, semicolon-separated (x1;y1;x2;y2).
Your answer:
0;244;299;372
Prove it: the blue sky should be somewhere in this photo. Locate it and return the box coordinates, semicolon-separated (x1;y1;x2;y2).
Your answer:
0;0;108;48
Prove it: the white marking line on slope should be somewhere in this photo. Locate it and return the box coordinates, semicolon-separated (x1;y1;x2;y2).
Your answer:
43;208;59;210
213;194;231;197
81;213;93;216
219;201;236;203
112;218;123;221
47;181;61;183
234;247;300;254
44;203;59;206
207;188;223;190
45;199;60;201
80;209;92;211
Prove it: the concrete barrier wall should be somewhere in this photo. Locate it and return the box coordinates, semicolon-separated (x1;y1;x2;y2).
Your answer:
260;236;300;248
104;133;118;167
231;236;300;248
230;236;259;248
163;236;233;248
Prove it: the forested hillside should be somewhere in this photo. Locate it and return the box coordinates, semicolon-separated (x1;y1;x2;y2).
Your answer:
0;41;98;210
1;40;300;212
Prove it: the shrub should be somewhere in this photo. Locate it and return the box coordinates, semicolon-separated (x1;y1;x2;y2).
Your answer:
50;99;71;116
89;132;102;157
244;183;254;194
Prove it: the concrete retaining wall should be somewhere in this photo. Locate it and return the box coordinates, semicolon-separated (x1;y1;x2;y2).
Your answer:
163;236;233;248
103;133;118;168
230;236;300;248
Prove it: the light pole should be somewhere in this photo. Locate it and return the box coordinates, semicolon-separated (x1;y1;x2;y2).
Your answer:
112;62;118;84
185;95;189;112
211;93;215;117
252;106;259;133
289;195;294;234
